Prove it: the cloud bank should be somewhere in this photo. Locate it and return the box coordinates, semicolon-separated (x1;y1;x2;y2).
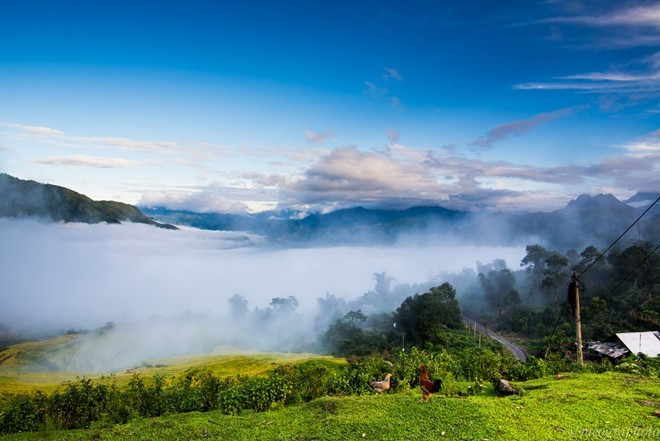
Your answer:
0;219;525;332
2;111;658;215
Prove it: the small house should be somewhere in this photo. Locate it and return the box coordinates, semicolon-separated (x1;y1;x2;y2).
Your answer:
587;331;660;361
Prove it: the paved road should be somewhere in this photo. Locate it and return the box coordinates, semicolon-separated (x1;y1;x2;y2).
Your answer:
466;319;528;361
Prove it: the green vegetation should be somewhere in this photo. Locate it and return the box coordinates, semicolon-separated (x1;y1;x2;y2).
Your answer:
2;345;659;436
466;242;660;356
1;368;658;440
1;229;658;438
0;351;342;395
0;173;175;229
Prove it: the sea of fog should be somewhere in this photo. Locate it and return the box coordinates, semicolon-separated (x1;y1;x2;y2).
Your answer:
0;219;527;330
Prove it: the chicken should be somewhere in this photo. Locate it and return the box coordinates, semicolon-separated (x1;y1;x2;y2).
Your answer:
368;373;393;395
419;364;442;402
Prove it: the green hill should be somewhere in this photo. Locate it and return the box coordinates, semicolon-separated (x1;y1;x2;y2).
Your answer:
0;173;176;229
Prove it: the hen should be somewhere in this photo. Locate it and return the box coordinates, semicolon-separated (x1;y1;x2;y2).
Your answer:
368;373;393;395
419;364;442;402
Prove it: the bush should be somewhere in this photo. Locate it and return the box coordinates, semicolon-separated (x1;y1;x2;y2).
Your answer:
168;369;221;413
0;391;48;434
217;376;246;416
49;378;112;430
125;373;167;417
508;356;548;381
328;355;393;396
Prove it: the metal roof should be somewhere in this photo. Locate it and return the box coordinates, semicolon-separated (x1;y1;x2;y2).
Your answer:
588;341;629;359
616;331;660;358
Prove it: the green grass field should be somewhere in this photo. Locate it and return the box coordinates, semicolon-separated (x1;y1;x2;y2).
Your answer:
1;371;658;440
2;333;659;440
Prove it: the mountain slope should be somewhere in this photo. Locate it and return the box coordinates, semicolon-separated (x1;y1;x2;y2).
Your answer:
0;173;176;229
513;194;657;250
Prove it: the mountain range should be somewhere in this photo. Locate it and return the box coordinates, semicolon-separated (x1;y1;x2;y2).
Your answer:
1;173;657;251
142;193;659;251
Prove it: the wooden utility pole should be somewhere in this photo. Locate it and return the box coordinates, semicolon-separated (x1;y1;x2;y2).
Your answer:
572;272;584;366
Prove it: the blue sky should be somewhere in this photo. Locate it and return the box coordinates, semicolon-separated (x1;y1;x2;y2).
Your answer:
0;0;658;213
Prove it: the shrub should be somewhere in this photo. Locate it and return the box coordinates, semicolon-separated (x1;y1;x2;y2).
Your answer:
48;378;116;430
509;356;548;381
0;391;48;434
125;373;167;417
328;355;393;396
167;369;221;413
217;376;246;416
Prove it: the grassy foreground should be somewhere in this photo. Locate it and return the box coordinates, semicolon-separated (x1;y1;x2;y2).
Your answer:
3;371;658;440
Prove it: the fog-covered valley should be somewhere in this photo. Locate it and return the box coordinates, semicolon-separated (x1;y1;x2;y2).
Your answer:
0;218;527;371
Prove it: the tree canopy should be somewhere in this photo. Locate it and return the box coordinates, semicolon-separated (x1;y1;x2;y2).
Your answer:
394;283;462;346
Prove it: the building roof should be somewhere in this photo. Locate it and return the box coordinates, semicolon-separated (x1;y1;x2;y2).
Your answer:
615;331;660;358
588;341;629;359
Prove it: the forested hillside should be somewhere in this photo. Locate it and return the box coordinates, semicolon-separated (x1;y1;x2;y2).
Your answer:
0;173;175;229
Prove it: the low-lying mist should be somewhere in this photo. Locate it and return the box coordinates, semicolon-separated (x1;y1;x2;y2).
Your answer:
0;219;526;372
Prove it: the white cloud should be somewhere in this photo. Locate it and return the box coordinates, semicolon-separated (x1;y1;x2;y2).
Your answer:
2;116;656;215
75;136;180;152
516;65;660;93
567;3;660;28
140;189;249;213
305;130;337;145
1;122;65;139
364;68;404;108
472;107;577;149
625;129;660;156
382;67;403;82
539;3;660;31
363;81;389;97
2;121;188;154
31;155;137;168
386;128;400;145
518;4;660;106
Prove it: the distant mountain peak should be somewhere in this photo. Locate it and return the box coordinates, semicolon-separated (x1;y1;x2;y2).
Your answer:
624;192;660;209
564;193;630;211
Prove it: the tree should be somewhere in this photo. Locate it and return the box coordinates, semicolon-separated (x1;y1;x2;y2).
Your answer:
394;283;462;346
344;310;367;323
521;245;550;296
574;245;600;273
542;252;569;314
320;311;379;356
584;297;612;340
478;267;517;309
270;296;299;315
373;272;395;296
315;293;347;330
227;293;249;319
610;243;657;290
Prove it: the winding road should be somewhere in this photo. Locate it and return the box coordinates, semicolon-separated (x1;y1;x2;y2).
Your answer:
465;318;528;361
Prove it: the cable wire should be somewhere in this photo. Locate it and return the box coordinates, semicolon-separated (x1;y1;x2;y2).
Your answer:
606;244;659;303
579;196;659;278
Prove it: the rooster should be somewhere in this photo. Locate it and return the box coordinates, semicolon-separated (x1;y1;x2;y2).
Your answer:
419;364;442;402
368;373;393;395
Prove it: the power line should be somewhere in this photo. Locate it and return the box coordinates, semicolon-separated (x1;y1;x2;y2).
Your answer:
545;243;658;355
579;196;659;278
562;244;658;332
605;244;659;303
